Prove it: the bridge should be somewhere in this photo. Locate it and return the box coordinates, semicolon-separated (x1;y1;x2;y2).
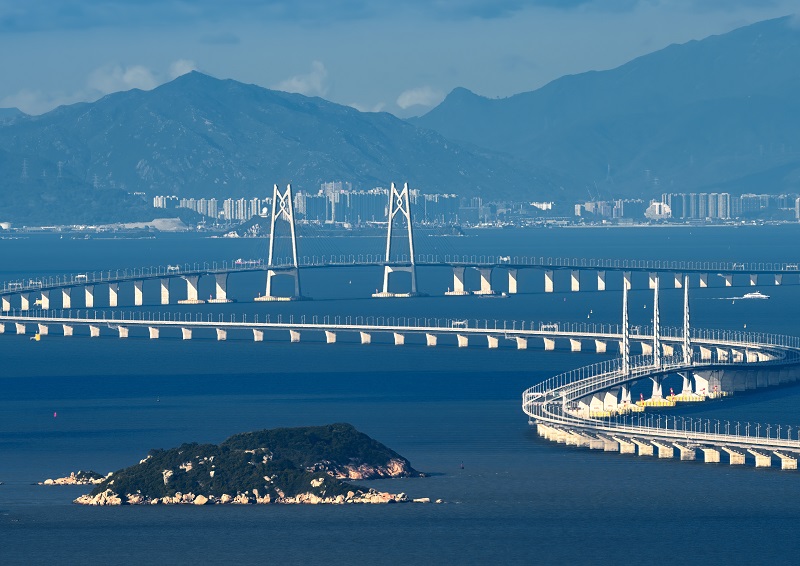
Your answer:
1;183;799;311
523;277;800;470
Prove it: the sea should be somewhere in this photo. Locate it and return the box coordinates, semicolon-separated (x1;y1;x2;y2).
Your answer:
2;224;800;565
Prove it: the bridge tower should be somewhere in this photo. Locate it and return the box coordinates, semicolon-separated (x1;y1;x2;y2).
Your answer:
619;283;633;406
256;184;302;301
653;275;661;369
682;275;691;365
372;183;419;298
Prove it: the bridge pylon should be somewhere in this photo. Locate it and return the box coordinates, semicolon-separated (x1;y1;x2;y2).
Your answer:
622;283;630;376
682;275;691;365
256;184;304;302
653;274;661;368
372;183;421;298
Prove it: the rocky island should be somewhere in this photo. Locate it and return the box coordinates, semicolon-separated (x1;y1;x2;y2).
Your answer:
75;423;436;506
40;470;107;485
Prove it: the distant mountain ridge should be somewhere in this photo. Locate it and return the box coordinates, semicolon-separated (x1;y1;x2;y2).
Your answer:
414;16;800;198
0;72;553;224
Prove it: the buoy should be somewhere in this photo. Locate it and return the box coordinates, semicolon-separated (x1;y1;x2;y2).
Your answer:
53;412;57;418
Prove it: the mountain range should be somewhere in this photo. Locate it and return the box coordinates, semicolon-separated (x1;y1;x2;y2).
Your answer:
1;15;799;224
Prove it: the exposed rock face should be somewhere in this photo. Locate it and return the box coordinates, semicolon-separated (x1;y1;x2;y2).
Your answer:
74;489;122;506
335;458;414;480
40;471;107;486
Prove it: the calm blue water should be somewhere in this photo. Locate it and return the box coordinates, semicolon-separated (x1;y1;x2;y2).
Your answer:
2;226;800;565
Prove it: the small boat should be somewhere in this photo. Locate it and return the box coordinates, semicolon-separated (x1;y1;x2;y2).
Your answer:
742;291;769;299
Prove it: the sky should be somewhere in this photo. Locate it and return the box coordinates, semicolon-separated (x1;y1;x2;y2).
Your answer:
0;0;797;117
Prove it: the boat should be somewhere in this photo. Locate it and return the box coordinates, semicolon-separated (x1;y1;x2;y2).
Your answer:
742;291;769;299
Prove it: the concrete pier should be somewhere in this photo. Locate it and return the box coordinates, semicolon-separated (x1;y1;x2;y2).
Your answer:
749;274;758;286
631;438;654;456
641;342;653;355
20;293;29;311
474;268;493;295
457;334;468;348
216;328;227;341
0;323;4;333
651;440;675;459
748;449;772;468
773;452;797;470
109;283;119;308
15;322;25;335
700;273;708;287
597;271;606;291
648;272;657;289
160;279;170;305
360;332;371;344
290;330;300;343
1;296;9;311
149;327;159;339
62;288;71;309
722;274;733;287
325;331;336;344
445;267;468;295
594;340;606;353
393;332;405;346
508;269;518;294
89;325;100;338
623;271;631;290
181;328;192;340
700;447;721;463
775;274;783;286
543;337;555;351
209;274;232;303
699;346;712;362
39;291;50;310
179;276;204;304
117;326;129;338
544;270;554;293
515;337;527;350
673;443;697;461
426;333;437;346
722;447;745;465
85;286;94;308
612;436;636;454
62;324;73;336
134;281;143;306
487;335;499;349
37;324;48;336
674;273;683;288
253;329;264;342
597;434;619;452
570;338;581;352
570;270;580;292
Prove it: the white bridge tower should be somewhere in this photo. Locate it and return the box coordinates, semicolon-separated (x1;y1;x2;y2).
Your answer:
256;184;303;301
373;183;419;297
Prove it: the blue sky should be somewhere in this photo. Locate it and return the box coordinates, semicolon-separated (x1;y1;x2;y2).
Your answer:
0;0;796;116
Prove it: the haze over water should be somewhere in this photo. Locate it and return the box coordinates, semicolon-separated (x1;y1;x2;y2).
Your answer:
2;225;800;565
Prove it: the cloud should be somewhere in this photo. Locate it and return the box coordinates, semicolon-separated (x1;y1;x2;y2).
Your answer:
349;101;386;113
274;61;329;96
88;64;158;94
169;59;198;79
396;86;445;109
0;89;87;115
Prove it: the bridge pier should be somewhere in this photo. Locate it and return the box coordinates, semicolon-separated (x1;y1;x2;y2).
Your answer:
393;332;405;346
544;270;554;293
749;274;758;286
565;431;583;447
623;271;631;290
1;296;9;311
597;434;619;452
570;339;581;352
775;274;782;286
594;340;606;353
700;273;708;288
651;440;674;459
426;333;437;346
181;328;192;340
487;335;499;349
674;273;683;288
457;334;469;348
673;443;696;461
631;438;654;456
699;346;712;362
160;279;170;305
117;326;129;339
716;347;729;362
650;375;663;401
89;325;100;338
508;269;518;294
774;452;797;470
20;293;29;311
641;342;653;356
543;337;555;351
290;330;300;343
648;272;657;289
570;270;580;292
37;323;48;336
612;436;636;454
179;276;204;304
62;324;73;336
722;447;745;465
325;331;336;344
109;283;119;308
515;337;527;350
597;271;606;291
360;332;371;344
209;274;232;303
149;327;159;339
62;288;71;309
37;290;49;310
445;267;469;296
85;285;94;308
722;274;733;287
0;323;4;334
216;328;227;341
15;322;25;335
253;329;264;342
474;268;494;295
134;281;143;306
680;372;693;395
700;447;720;463
748;449;772;468
662;344;674;356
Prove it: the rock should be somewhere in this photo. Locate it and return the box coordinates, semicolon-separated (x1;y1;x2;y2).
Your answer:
74;489;122;506
220;494;233;504
310;477;325;488
413;498;431;503
435;499;443;504
194;495;210;505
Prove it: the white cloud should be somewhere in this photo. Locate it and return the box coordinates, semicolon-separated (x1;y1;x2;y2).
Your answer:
169;59;198;79
396;86;445;109
349;101;386;113
274;61;329;96
88;64;158;94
